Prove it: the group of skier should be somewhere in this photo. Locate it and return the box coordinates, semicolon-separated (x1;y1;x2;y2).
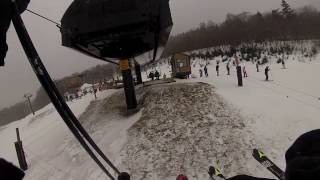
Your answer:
198;62;219;78
199;65;209;78
148;70;161;80
198;61;249;79
198;57;277;81
0;1;319;180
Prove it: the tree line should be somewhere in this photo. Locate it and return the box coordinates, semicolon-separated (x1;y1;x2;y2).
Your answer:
189;40;318;61
0;63;116;126
162;2;320;57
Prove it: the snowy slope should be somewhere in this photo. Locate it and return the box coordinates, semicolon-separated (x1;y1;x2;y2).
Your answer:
136;51;320;178
189;53;320;172
1;81;265;180
119;83;264;180
0;90;124;180
0;52;320;180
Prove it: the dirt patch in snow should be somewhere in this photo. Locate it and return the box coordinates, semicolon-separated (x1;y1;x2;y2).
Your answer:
120;82;262;180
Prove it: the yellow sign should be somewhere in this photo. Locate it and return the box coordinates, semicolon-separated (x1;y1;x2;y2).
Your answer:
119;59;130;70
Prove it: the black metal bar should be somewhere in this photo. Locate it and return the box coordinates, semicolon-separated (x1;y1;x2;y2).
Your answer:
27;96;35;115
11;1;117;178
120;59;137;109
237;66;243;86
16;128;20;141
14;128;28;171
134;61;143;85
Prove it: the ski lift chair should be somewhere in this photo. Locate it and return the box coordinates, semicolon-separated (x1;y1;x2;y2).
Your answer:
61;0;173;65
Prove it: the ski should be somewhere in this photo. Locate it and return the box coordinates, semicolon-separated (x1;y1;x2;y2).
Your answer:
208;166;226;180
252;149;285;180
11;1;118;179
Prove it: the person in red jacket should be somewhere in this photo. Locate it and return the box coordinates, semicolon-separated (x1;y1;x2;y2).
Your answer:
0;0;30;66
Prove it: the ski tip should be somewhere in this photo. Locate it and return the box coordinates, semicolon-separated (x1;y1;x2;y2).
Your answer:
252;149;267;159
208;166;224;179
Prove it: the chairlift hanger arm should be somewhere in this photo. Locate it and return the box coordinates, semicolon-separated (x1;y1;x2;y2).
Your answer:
25;8;119;65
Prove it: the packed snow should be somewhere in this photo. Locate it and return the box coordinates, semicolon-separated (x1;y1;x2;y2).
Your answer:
189;53;320;171
119;83;261;180
0;51;320;180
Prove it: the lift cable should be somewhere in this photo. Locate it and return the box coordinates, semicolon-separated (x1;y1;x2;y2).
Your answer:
26;9;61;28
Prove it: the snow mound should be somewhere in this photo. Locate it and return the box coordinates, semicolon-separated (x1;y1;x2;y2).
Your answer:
120;82;266;180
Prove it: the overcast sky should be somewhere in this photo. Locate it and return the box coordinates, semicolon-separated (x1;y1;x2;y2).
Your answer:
0;0;319;109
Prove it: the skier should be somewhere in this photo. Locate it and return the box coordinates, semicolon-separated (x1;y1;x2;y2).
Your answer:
154;70;160;80
226;62;230;75
265;66;270;81
93;88;97;99
199;68;203;78
234;56;242;86
281;59;286;69
216;62;220;76
0;0;30;66
243;66;248;78
256;62;259;72
204;65;208;77
234;56;240;66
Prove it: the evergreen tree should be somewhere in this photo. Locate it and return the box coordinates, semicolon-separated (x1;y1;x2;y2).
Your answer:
281;0;294;18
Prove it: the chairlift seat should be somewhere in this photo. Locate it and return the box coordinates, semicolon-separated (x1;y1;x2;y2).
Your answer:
61;0;173;64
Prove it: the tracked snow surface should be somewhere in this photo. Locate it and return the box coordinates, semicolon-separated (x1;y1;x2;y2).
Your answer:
119;83;261;180
0;82;265;180
1;49;320;179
